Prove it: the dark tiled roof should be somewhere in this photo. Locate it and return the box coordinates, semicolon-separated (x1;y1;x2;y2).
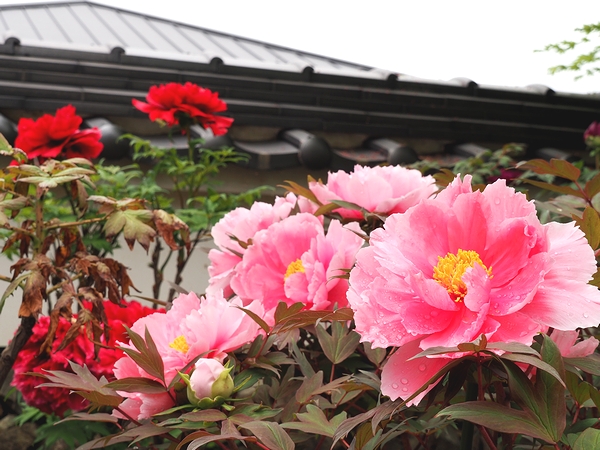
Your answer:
0;1;597;170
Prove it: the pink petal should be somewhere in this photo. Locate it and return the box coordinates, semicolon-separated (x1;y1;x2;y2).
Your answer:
381;339;450;406
488;312;543;344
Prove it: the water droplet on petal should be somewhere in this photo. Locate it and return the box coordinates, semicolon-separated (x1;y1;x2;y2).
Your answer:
402;387;409;392
430;311;438;317
392;383;399;389
494;198;500;205
418;364;427;372
401;378;409;385
519;331;528;337
583;313;589;318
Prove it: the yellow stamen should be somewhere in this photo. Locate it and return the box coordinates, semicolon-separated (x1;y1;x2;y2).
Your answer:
433;249;492;302
169;335;189;354
284;259;305;279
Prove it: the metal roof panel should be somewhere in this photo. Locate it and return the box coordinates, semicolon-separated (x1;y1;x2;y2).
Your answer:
48;5;98;45
0;1;370;76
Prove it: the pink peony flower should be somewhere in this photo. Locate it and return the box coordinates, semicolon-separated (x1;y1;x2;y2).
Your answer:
348;175;600;405
113;291;262;420
207;193;310;297
308;164;437;219
230;213;364;323
550;330;599;358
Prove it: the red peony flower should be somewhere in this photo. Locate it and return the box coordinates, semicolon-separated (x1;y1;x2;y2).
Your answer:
132;82;233;135
11;300;161;417
15;105;103;161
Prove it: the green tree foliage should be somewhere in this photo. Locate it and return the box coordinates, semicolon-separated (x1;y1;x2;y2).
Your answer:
539;22;600;79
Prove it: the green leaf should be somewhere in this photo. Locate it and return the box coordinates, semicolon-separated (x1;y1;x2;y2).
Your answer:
362;342;387;366
523;179;585;198
584;172;600;198
179;409;228;422
274;301;305;324
565;354;600;376
535;334;566;442
296;371;324;404
104;209;156;251
274;307;354;333
574;206;600;249
500;353;565;386
486;341;541;356
104;377;167;394
315;322;361;364
573;428;600;450
280;179;320;204
438;401;553;441
281;404;347;437
0;272;31;315
499;359;544;419
291;340;316;377
240;421;295;450
333;400;403;447
237;306;270;334
56;412;119;424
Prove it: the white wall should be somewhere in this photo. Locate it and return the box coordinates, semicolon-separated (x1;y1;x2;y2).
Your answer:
0;236;215;346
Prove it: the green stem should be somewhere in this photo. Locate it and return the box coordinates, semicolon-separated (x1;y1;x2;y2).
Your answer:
45;216;106;231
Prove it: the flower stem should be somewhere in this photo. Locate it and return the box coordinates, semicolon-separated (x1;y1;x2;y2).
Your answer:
45;216;106;231
478;425;498;450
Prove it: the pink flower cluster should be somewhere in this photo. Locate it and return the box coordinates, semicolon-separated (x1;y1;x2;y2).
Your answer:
113;292;262;420
208;197;364;323
308;164;437;219
347;175;600;404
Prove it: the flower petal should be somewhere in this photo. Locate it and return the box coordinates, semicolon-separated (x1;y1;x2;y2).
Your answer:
381;339;450;406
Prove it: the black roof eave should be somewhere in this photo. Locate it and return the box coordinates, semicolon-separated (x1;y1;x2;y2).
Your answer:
0;43;597;151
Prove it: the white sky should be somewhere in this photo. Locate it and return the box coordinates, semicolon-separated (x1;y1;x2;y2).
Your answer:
0;0;598;94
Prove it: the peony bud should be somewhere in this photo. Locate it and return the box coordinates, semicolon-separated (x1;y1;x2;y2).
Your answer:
184;358;234;407
584;121;600;141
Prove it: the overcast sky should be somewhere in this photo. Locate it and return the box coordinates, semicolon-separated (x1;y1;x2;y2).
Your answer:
0;0;598;94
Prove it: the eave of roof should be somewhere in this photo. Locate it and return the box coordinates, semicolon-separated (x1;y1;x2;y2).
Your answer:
0;1;597;170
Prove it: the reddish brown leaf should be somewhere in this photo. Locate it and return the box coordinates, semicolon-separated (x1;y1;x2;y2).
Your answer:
153;210;191;252
519;158;581;181
18;269;46;318
40;286;76;355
